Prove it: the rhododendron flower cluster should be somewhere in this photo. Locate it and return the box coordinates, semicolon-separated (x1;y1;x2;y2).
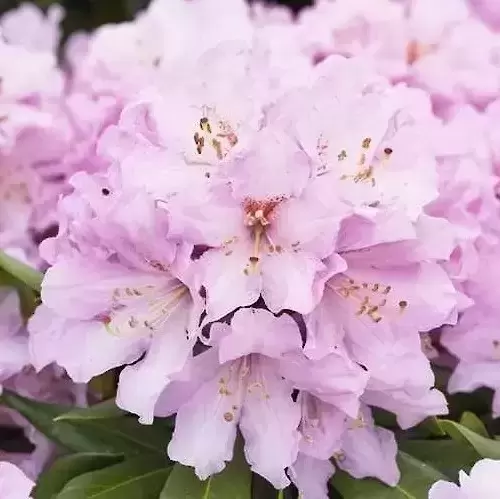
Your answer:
1;0;500;498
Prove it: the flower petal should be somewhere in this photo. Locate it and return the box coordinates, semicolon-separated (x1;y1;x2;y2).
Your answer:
28;305;147;383
240;357;301;489
116;296;196;424
167;361;244;480
289;454;335;499
219;308;302;363
337;407;400;486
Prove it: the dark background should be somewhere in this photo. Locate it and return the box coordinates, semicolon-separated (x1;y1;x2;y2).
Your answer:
0;0;313;39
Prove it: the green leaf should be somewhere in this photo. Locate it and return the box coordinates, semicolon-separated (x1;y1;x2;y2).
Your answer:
399;439;479;479
34;453;123;499
159;466;209;499
332;452;447;498
0;390;168;456
438;419;500;459
251;473;276;499
0;250;43;291
55;399;126;422
417;417;446;438
459;412;489;438
161;444;251;499
56;456;171;499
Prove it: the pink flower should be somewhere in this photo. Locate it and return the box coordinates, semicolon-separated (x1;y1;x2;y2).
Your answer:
429;458;500;498
442;246;500;417
189;128;348;321
304;212;455;427
289;454;335;499
297;0;469;80
159;308;303;488
297;0;409;78
0;462;34;499
335;405;400;486
157;306;368;488
29;173;202;424
411;19;500;112
425;105;500;309
271;56;440;221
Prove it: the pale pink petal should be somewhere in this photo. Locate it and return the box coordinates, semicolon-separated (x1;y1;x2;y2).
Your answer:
0;462;34;499
116;296;197;424
41;257;171;320
304;291;347;360
289;454;335;499
362;387;448;429
229;128;311;201
240;357;301;489
279;352;368;418
298;394;347;460
218;308;302;363
167;361;244;480
337;407;400;486
460;459;500;497
199;244;261;322
28;305;147;383
448;361;500;410
261;251;326;314
428;480;462;499
155;349;221;417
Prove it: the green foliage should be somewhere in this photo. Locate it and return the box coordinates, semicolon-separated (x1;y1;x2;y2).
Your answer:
0;251;42;318
6;379;500;498
34;453;124;499
160;442;251;499
0;390;168;456
56;456;171;499
0;250;43;291
438;418;500;459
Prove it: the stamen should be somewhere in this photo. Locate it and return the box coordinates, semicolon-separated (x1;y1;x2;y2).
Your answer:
251;225;263;270
193;112;238;160
338;149;347;161
330;277;407;323
105;285;188;336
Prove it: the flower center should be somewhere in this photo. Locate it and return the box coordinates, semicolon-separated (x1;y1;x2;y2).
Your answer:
102;282;188;336
329;275;408;323
338;137;393;187
193;110;238;161
317;135;393;187
299;394;323;445
243;198;282;274
218;355;269;424
406;40;434;65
